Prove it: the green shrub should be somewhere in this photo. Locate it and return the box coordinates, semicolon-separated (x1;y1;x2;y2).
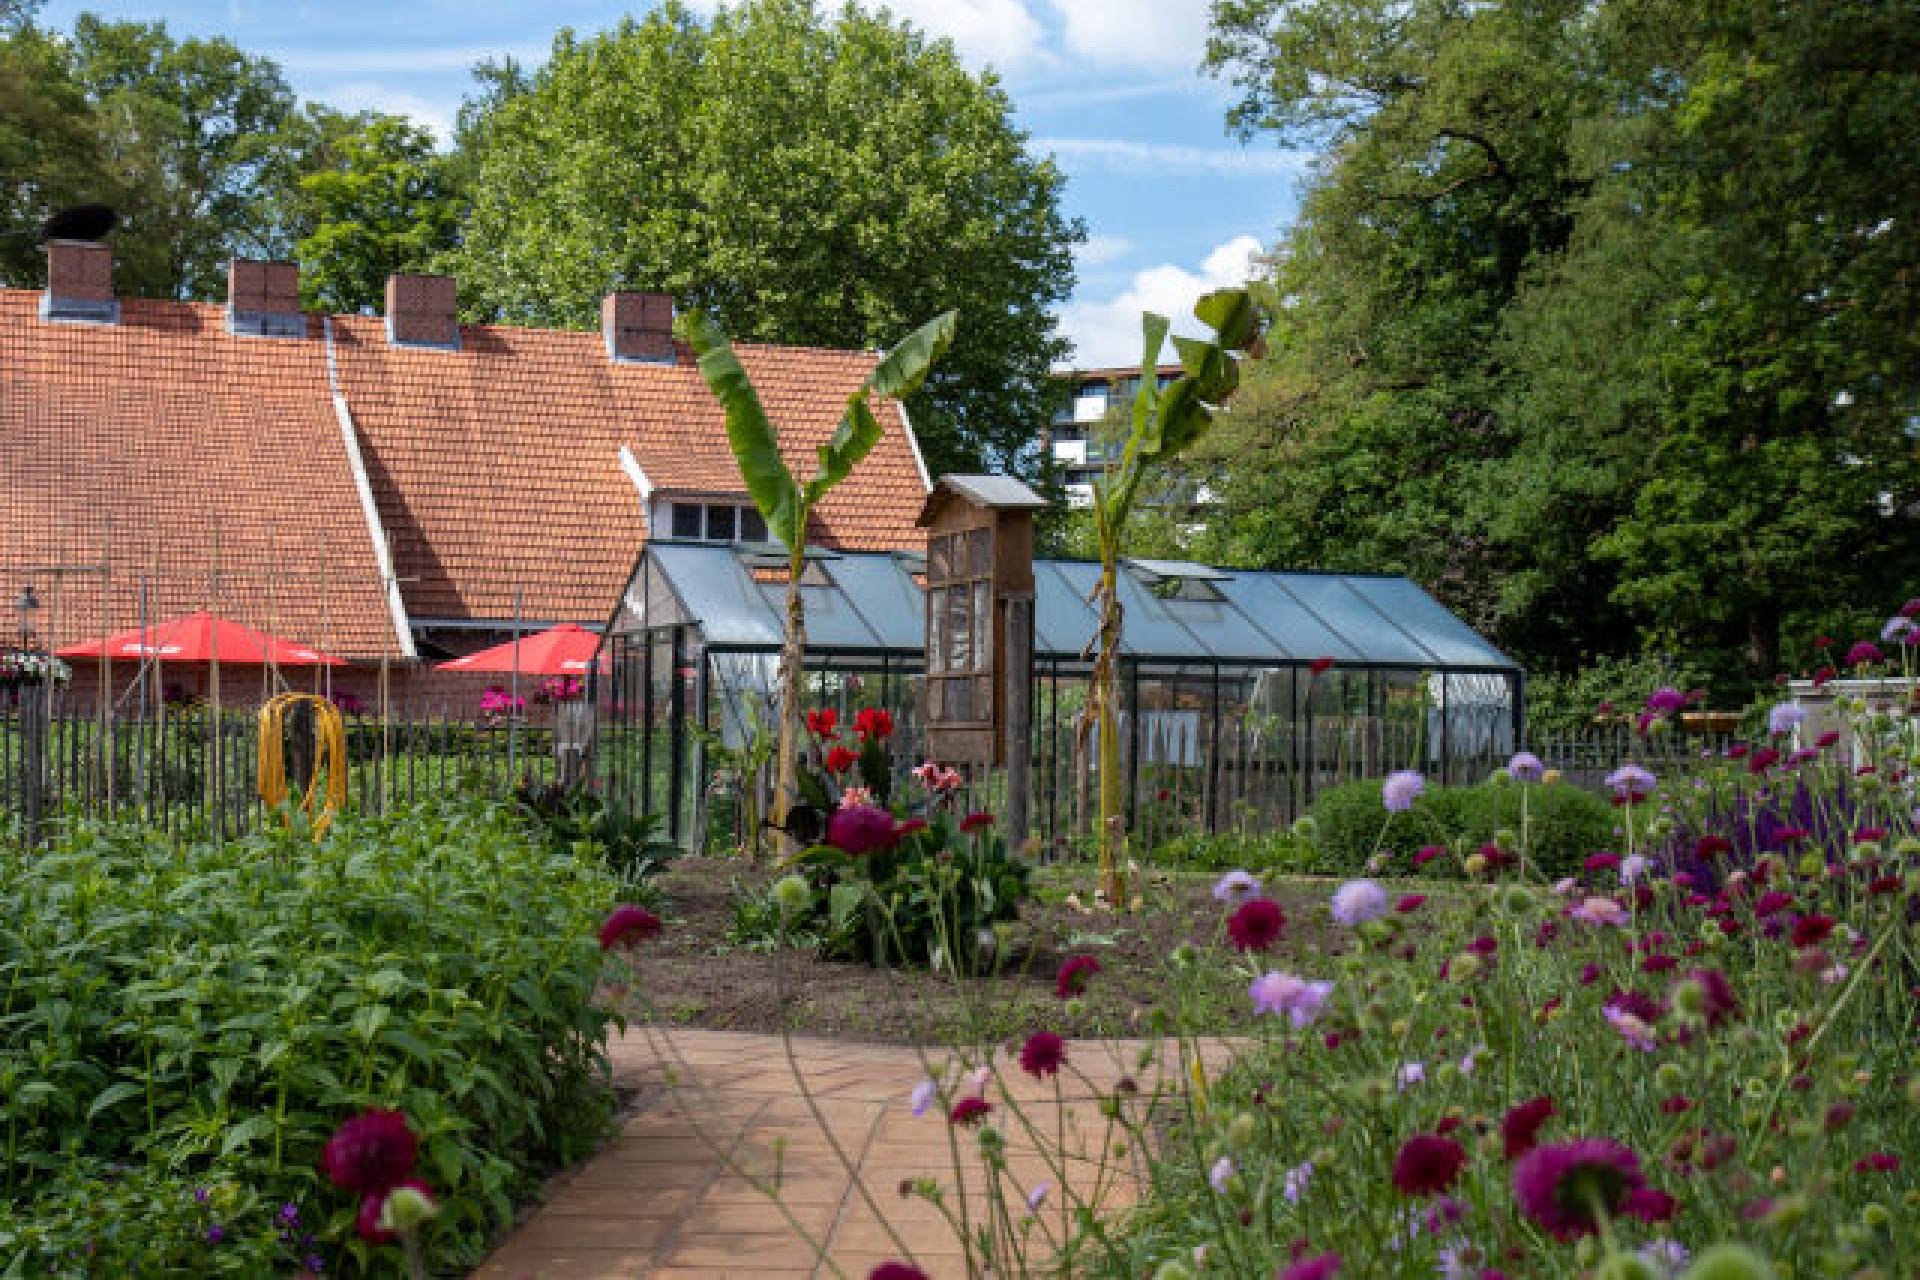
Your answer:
0;798;620;1276
1308;776;1613;879
1150;829;1334;875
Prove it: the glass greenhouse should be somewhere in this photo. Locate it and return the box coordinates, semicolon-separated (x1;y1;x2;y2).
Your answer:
596;542;1523;853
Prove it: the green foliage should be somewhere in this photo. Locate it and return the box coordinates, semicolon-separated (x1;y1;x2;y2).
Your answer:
1308;775;1612;880
1199;0;1920;688
1149;828;1328;876
447;0;1079;473
0;1162;295;1275
1525;654;1711;737
514;777;677;883
0;799;620;1275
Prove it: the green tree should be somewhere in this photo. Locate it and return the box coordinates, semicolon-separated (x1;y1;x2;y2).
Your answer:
448;0;1079;474
0;21;101;286
289;113;460;313
63;15;300;298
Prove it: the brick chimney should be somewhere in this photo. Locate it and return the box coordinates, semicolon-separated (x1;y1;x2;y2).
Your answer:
384;272;459;349
227;259;304;338
41;239;117;325
602;291;676;365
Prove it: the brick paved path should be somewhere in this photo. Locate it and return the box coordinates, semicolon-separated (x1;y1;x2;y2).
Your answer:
474;1027;1230;1279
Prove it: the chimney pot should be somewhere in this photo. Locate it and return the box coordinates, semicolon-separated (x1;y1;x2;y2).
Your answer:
227;259;304;338
385;272;459;349
602;291;676;364
41;239;118;325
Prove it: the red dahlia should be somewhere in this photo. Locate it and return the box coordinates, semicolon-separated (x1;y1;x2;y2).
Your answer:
1226;896;1286;952
1392;1134;1467;1197
959;811;995;833
322;1109;419;1195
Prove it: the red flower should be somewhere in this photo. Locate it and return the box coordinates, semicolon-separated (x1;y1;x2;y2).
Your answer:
1747;748;1780;775
949;1096;991;1126
1280;1255;1341;1280
1868;874;1903;895
599;904;663;951
1816;730;1840;748
1853;1152;1899;1173
1019;1031;1066;1079
824;745;858;773
1226;897;1286;952
959;811;995;833
1659;1096;1694;1115
1396;894;1427;913
826;804;900;856
1823;1102;1855;1131
1640;954;1676;974
1055;954;1100;999
1754;891;1794;917
1693;834;1733;860
1468;935;1498;955
853;707;894;741
1585;853;1620;872
868;1266;930;1280
1392;1134;1467;1196
1308;656;1335;676
1790;913;1836;949
806;708;839;738
1513;1138;1647;1241
1812;665;1836;688
1502;1097;1556;1160
322;1110;419;1195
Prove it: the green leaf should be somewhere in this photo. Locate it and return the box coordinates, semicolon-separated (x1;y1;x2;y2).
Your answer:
828;882;866;933
220;1114;277;1154
1131;311;1171;441
86;1081;143;1121
1193;286;1259;351
865;310;958;400
681;311;803;546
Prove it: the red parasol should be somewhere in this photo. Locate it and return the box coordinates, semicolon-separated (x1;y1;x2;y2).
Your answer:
56;611;345;666
435;623;606;676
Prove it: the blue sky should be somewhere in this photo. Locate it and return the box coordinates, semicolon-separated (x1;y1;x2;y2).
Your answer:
43;0;1309;366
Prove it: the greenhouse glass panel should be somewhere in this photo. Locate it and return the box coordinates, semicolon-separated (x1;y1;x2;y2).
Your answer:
1273;576;1437;666
823;553;925;650
1158;590;1289;661
1216;576;1360;662
648;544;782;646
1346;577;1516;669
1033;561;1106;657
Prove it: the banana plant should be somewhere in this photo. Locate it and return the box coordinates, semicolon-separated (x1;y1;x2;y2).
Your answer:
684;309;958;858
1082;287;1262;903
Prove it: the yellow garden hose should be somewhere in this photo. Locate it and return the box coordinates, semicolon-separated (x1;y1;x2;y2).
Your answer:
258;692;348;839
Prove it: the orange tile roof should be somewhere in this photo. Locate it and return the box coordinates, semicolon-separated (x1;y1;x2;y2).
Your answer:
326;317;928;628
0;292;403;658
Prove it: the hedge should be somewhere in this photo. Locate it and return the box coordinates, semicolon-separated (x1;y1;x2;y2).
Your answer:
1308;776;1614;879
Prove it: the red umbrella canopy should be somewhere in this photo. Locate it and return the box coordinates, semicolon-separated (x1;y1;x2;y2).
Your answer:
435;624;607;676
56;611;345;666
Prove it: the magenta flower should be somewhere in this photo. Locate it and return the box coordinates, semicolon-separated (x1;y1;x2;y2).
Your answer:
1018;1031;1066;1079
322;1110;419;1195
1512;1138;1649;1240
949;1096;991;1126
1502;1096;1556;1160
1249;971;1335;1026
599;904;662;950
1645;687;1687;713
1227;896;1286;950
1055;954;1100;998
1845;640;1884;667
825;804;899;856
868;1265;930;1280
1280;1253;1341;1280
1392;1134;1467;1196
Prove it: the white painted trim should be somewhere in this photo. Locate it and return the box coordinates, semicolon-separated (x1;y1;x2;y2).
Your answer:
324;315;418;659
618;445;655;536
894;399;932;490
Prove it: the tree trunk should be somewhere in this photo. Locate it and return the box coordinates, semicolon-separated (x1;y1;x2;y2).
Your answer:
1746;602;1781;680
771;541;808;862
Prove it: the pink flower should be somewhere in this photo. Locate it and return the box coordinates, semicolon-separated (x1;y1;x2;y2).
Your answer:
599;904;662;950
1845;641;1884;667
1571;896;1630;927
322;1110;419;1195
1512;1138;1649;1240
1019;1031;1066;1079
1854;1152;1899;1173
826;804;899;856
1604;1006;1659;1052
1396;894;1427;913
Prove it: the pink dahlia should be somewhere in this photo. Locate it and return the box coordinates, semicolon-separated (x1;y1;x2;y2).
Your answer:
826;804;900;856
1055;954;1100;999
1227;896;1286;951
599;904;663;951
1512;1138;1648;1240
1392;1134;1467;1197
322;1109;418;1195
1019;1031;1066;1079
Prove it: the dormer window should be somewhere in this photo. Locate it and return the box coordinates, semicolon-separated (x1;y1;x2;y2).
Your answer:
662;499;767;543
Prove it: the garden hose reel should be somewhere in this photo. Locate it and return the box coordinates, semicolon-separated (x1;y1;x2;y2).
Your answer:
257;692;348;839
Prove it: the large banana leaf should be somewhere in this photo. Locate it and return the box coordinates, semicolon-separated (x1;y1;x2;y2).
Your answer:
807;310;958;505
1194;286;1260;352
683;312;803;546
1130;312;1171;445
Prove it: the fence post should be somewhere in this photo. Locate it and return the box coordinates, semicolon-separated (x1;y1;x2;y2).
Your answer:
20;687;45;846
1003;593;1033;854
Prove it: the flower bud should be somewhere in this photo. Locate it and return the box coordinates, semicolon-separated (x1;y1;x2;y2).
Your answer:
772;874;812;917
1672;977;1708;1020
1797;853;1823;878
1450;953;1484;982
1493;827;1516;850
1464;853;1489;876
1656;1063;1684;1092
1490;768;1512;787
1862;1203;1891;1229
1680;1244;1776;1280
1596;1251;1658;1280
378;1185;439;1235
1227;1112;1257;1151
1501;885;1535;913
1543;768;1562;785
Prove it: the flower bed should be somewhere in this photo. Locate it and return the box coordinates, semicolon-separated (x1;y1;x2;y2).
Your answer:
0;798;620;1275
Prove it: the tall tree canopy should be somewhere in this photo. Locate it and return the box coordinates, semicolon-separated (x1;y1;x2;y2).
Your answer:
1199;0;1920;690
447;0;1082;475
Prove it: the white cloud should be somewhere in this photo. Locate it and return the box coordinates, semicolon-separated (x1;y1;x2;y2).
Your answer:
317;81;459;144
1056;234;1266;368
1076;234;1135;268
1037;137;1309;178
1044;0;1213;72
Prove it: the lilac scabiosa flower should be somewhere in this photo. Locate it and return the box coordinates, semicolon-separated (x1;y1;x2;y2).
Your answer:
1249;971;1335;1027
1211;869;1260;904
1507;751;1545;782
1619;854;1651;886
909;1079;937;1118
1640;1239;1690;1276
1026;1182;1049;1211
1330;878;1390;926
1283;1161;1314;1204
1604;1005;1660;1052
1766;702;1805;737
1571;896;1630;927
1880;616;1914;643
1397;1061;1427;1090
1209;1155;1235;1193
1382;770;1426;812
1604;764;1656;802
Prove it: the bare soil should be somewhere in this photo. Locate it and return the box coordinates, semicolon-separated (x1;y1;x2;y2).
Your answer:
621;856;1348;1044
